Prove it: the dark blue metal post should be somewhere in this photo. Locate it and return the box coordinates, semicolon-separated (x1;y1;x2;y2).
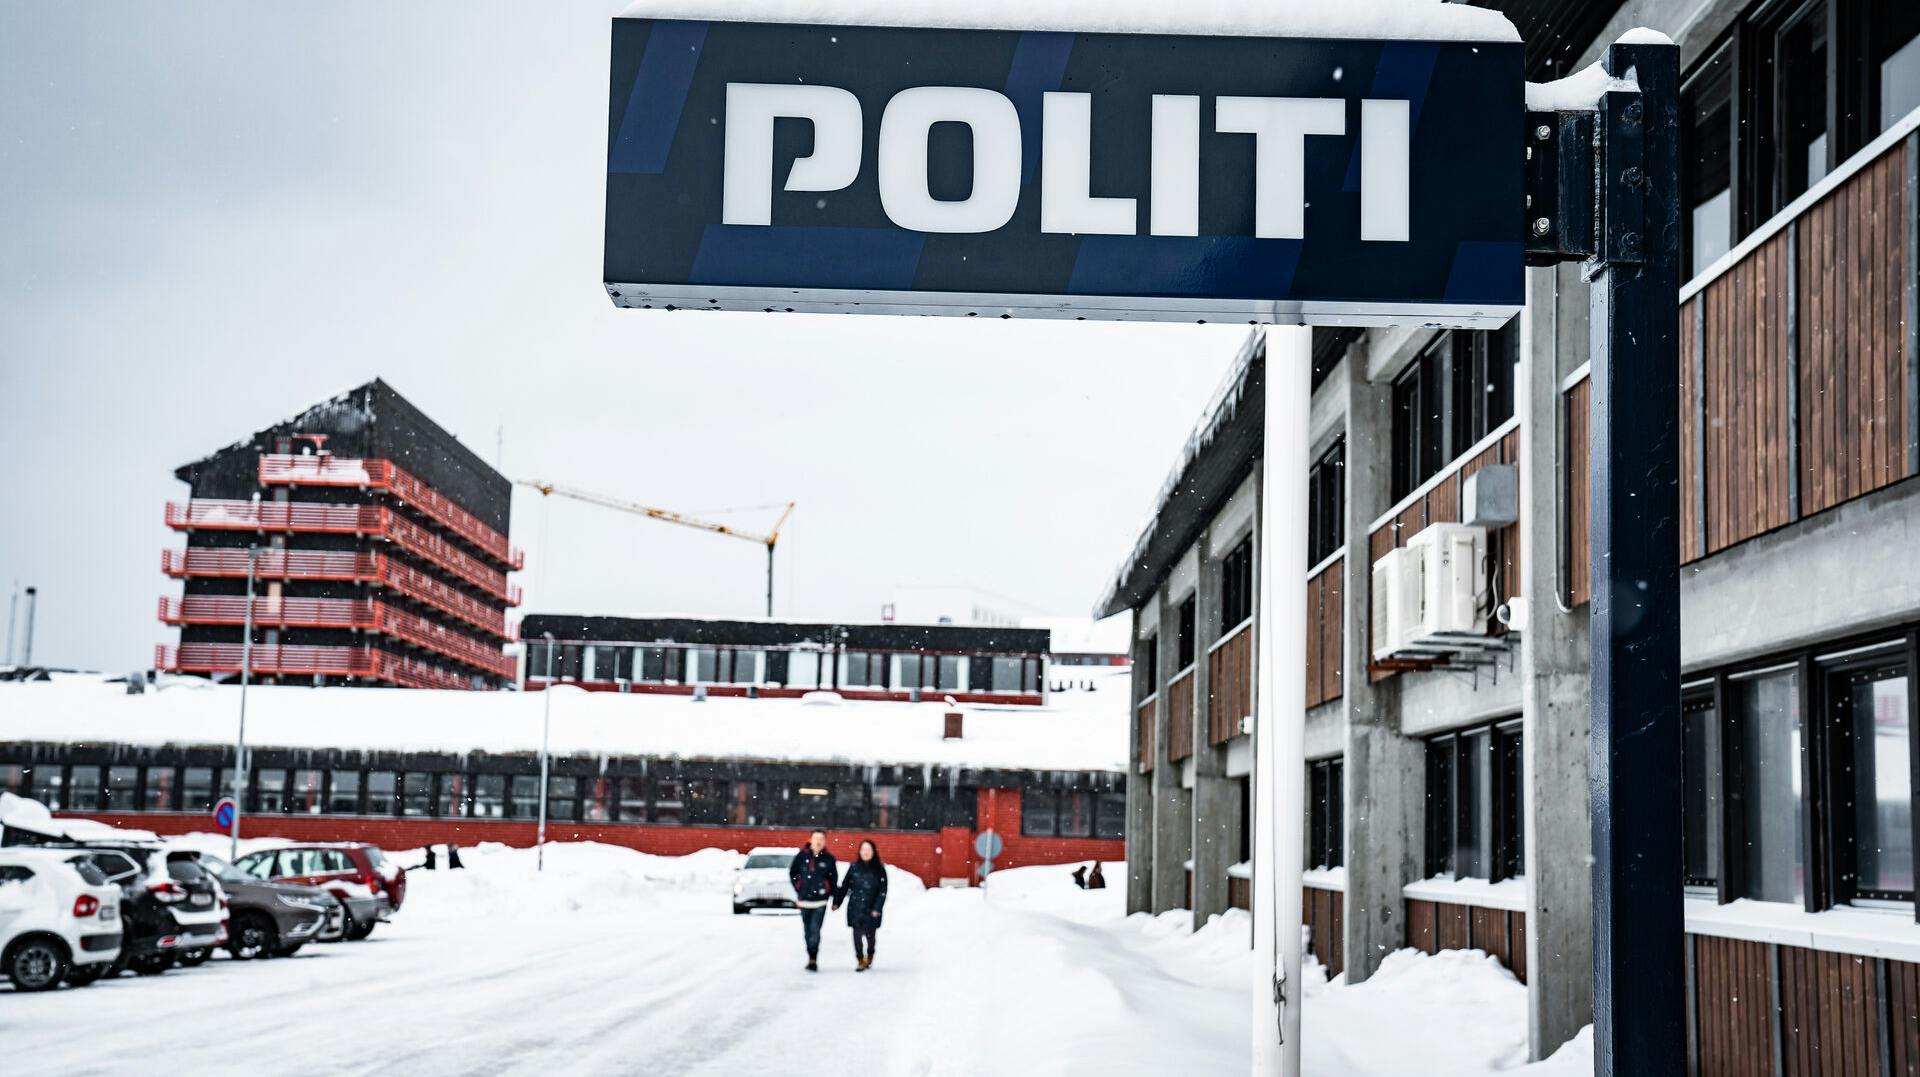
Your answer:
1588;40;1684;1077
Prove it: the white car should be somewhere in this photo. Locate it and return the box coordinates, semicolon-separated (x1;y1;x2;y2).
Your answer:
0;848;123;991
732;847;799;914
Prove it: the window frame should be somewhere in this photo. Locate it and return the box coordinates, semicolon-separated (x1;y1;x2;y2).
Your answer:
1423;719;1524;884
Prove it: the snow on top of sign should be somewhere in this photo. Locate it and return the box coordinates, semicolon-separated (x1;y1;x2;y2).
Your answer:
1524;29;1669;111
0;674;1128;774
618;0;1518;43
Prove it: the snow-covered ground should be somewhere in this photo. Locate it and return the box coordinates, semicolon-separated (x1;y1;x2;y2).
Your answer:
3;840;1591;1076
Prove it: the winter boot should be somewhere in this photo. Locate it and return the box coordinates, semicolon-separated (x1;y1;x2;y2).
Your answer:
858;954;871;972
806;950;818;972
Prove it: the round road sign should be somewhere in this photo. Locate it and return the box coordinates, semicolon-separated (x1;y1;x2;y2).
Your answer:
973;829;1003;860
213;797;237;829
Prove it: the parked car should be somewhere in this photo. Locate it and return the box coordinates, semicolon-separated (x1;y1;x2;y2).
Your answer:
61;844;222;980
177;853;338;958
232;843;403;940
0;848;122;991
732;847;799;914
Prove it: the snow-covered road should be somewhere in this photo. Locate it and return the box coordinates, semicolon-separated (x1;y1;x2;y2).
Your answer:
2;842;1590;1076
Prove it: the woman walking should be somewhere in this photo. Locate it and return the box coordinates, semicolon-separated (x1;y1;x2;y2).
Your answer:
833;839;888;971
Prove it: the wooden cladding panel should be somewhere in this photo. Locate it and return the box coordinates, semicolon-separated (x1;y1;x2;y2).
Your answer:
1135;698;1155;773
1304;558;1344;709
1567;377;1594;603
1701;230;1794;553
1693;935;1776;1077
1401;898;1526;983
1167;672;1195;763
1778;946;1883;1077
1303;887;1344;978
1228;875;1251;911
1800;145;1912;517
1207;624;1252;745
1680;300;1702;564
1891;959;1920;1075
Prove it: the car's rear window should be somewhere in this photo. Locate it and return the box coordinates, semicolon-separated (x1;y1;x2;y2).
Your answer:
166;858;208;882
744;854;788;870
365;848;387;868
67;859;109;886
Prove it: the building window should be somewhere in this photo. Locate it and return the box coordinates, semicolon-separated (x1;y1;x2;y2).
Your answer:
1307;758;1344;870
653;779;684;824
1683;40;1735;275
1425;721;1524;881
1736;666;1805;904
990;656;1036;693
255;769;287;814
1682;693;1722;887
142;766;176;812
843;652;882;688
1022;789;1058;837
590;646;624;682
291;769;324;814
871;784;901;829
104;766;138;812
728;650;764;684
546;776;579;823
895;653;927;691
1138;634;1158;693
582;777;614;822
831;783;867;829
1390;328;1517;501
936;655;966;692
510;775;541;819
367;771;399;815
327;770;362;815
401;771;433;817
1173;597;1197;671
638;646;680;683
1830;657;1912;901
0;763;29;798
1096;792;1127;840
688;649;719;684
1221;538;1254;631
38;766;65;810
1308;437;1345;566
1057;791;1094;837
730;780;764;826
436;773;469;818
688;780;728;825
786;650;821;689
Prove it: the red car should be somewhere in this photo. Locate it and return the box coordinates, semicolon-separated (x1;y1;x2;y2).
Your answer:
232;843;405;941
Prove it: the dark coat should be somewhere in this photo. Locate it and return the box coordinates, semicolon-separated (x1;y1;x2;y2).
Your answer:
836;858;888;929
788;846;838;904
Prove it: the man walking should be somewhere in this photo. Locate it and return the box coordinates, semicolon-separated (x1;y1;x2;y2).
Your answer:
788;829;837;972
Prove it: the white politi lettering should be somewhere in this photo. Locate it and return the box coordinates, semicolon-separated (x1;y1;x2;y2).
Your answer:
1215;97;1345;241
1360;99;1411;242
719;82;1413;241
722;83;863;227
1149;95;1200;237
1041;92;1136;235
878;86;1023;234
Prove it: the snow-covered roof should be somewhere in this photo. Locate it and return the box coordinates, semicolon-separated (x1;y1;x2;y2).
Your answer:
617;0;1519;43
0;673;1129;774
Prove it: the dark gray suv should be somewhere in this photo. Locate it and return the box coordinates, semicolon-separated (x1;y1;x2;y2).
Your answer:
193;854;339;959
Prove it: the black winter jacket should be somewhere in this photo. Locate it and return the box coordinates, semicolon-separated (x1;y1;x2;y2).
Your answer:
789;846;838;905
836;858;888;928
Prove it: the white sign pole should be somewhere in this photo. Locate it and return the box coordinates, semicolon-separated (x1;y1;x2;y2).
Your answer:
1252;326;1310;1076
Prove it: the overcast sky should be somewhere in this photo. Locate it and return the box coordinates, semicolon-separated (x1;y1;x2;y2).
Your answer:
0;2;1244;673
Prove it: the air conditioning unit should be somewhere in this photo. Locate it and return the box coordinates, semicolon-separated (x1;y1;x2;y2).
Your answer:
1371;523;1490;661
1370;546;1418;660
1405;523;1490;648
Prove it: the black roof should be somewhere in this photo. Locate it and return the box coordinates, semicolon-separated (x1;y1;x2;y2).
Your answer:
1472;0;1627;80
175;378;511;534
519;614;1051;656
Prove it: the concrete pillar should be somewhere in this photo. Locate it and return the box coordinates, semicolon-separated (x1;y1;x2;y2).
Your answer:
1520;262;1594;1059
1191;529;1235;925
1126;620;1155;916
1151;584;1192;914
1340;341;1427;982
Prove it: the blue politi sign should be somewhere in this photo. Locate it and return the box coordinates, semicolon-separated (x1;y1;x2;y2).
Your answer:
604;17;1523;326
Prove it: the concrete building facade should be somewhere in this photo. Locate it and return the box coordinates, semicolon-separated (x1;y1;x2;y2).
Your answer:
1100;0;1920;1067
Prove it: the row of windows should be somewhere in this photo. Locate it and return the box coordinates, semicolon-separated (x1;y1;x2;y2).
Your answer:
1681;636;1915;907
1307;438;1345;567
525;642;1043;694
1019;789;1127;839
1390;326;1518;502
0;763;991;832
1684;0;1920;276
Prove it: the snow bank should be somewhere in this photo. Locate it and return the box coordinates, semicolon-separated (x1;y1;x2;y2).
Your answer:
983;859;1124;923
0;674;1126;773
619;0;1519;43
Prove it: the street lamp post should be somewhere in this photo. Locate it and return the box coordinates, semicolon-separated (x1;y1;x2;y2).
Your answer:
230;545;259;862
537;632;554;871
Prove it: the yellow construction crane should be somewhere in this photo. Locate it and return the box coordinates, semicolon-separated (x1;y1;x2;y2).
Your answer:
518;480;795;616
